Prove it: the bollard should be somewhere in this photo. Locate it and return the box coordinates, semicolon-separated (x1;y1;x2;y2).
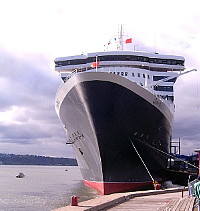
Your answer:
153;182;161;190
71;195;80;206
181;186;185;198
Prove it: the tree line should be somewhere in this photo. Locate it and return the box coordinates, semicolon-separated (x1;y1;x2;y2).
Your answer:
0;153;77;166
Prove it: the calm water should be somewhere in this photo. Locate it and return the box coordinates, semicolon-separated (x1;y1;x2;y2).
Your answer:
0;165;99;211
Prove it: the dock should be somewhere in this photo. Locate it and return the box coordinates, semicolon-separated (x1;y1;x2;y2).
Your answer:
52;187;196;211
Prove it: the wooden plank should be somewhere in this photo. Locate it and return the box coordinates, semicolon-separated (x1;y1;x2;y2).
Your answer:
179;198;188;211
104;192;195;211
159;199;179;210
160;196;195;211
184;197;195;211
171;198;183;211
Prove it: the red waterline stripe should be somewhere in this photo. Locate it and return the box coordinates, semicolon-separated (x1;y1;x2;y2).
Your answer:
83;180;153;195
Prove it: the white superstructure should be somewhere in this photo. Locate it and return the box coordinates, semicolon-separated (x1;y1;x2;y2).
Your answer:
55;51;185;113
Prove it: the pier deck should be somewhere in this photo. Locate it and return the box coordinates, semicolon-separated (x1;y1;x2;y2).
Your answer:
53;187;196;211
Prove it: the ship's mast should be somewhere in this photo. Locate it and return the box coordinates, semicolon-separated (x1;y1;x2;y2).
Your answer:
118;25;124;51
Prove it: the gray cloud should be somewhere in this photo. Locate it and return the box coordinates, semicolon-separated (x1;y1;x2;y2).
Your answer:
172;67;200;154
0;53;58;109
0;49;72;157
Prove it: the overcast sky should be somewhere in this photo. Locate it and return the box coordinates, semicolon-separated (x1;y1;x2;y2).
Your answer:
0;0;200;158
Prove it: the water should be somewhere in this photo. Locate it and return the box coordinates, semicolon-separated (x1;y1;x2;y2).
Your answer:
0;165;99;211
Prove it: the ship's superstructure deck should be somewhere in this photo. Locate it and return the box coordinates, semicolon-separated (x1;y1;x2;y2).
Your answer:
55;51;185;112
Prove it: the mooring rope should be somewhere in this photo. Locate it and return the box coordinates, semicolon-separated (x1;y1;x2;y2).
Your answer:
135;138;199;170
130;139;155;183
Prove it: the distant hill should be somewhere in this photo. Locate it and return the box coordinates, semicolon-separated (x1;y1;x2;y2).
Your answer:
0;153;77;166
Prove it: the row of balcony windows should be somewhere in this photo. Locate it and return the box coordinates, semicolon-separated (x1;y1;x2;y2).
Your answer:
55;55;184;67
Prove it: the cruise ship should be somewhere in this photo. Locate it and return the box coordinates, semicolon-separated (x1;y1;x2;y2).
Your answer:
54;37;195;194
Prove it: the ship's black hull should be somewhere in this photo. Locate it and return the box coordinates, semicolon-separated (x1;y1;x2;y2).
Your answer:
56;72;187;194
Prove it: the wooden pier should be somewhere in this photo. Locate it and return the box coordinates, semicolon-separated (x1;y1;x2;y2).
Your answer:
52;187;196;211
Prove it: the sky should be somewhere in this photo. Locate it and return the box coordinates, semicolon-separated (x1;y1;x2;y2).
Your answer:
0;0;200;158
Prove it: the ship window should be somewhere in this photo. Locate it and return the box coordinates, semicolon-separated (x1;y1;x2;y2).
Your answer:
61;77;67;82
153;76;166;81
113;72;116;74
125;56;131;61
117;72;120;75
162;60;167;64
138;73;140;77
153;76;176;82
171;60;176;65
143;74;145;78
148;75;150;79
167;60;171;65
154;86;173;92
157;59;162;64
132;73;135;77
168;96;174;101
149;58;154;63
176;60;184;65
79;148;84;155
140;57;144;62
121;72;124;76
170;60;184;65
125;72;128;76
55;59;87;67
86;55;184;66
143;57;148;62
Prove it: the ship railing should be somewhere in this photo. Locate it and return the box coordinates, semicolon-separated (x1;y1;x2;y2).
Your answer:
66;69;82;80
64;67;110;81
64;68;98;81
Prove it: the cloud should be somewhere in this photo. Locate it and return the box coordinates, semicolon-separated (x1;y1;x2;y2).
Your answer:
173;69;200;154
0;138;74;158
0;49;73;157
